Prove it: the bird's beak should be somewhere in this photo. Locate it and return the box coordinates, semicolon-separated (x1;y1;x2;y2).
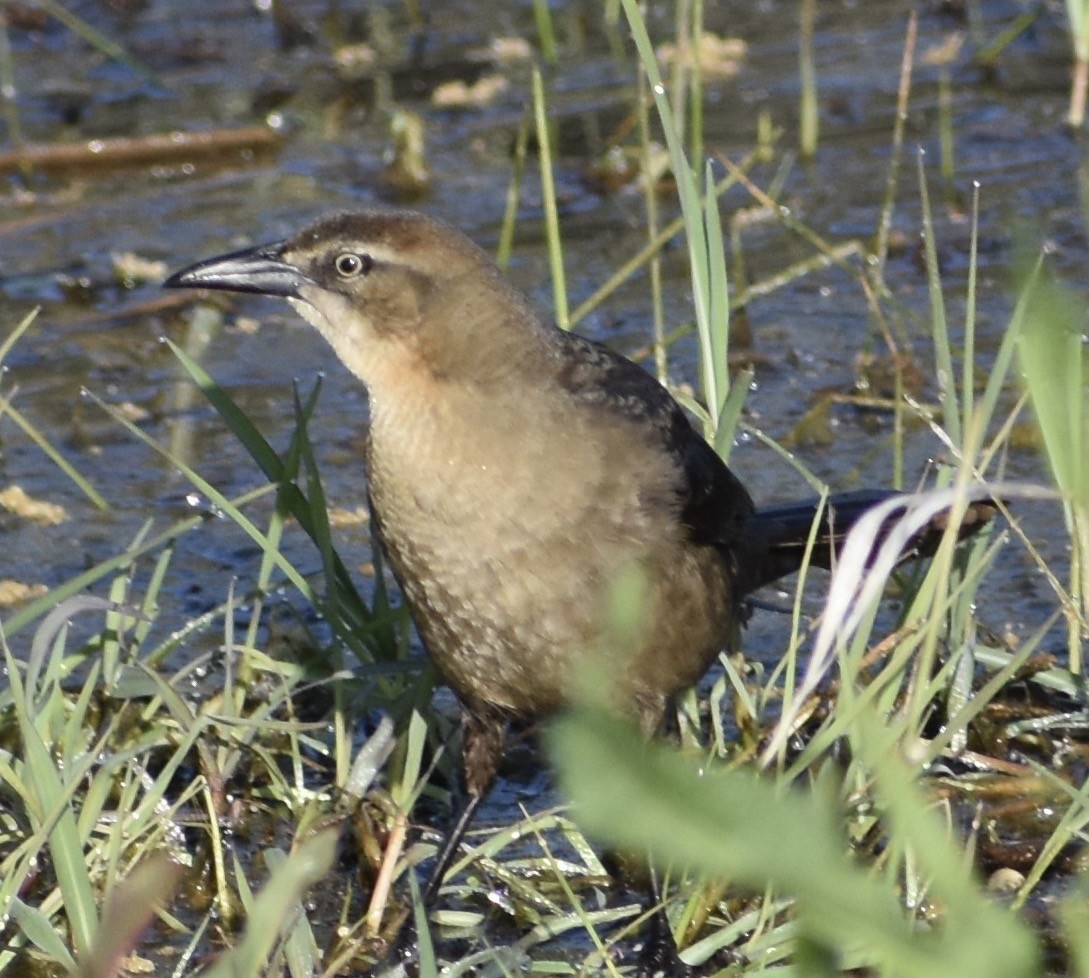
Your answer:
163;242;307;298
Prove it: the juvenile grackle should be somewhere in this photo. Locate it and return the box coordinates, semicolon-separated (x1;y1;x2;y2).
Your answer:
165;210;992;963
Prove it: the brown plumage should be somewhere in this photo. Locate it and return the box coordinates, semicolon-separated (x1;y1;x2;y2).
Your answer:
165;210;993;950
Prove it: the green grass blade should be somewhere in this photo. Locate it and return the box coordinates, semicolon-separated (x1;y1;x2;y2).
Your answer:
80;855;182;978
8;897;77;968
532;67;568;329
0;307;39;365
917;152;960;446
0;484;273;641
619;0;726;431
33;0;165;91
167;339;384;654
703;157;730;427
0;393;108;510
4;644;99;960
550;707;1041;978
85;390;318;605
166;337;285;478
713;366;751;463
1017;264;1086;505
200;831;336;978
263;848;321;978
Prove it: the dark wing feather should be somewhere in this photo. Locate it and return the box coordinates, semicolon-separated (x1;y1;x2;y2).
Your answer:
549;331;754;550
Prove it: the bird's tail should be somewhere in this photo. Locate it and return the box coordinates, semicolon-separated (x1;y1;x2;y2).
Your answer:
736;488;996;595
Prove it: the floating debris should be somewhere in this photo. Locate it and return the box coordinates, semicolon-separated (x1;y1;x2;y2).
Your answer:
0;484;67;525
657;33;747;79
111;251;169;288
0;579;48;606
432;74;508;109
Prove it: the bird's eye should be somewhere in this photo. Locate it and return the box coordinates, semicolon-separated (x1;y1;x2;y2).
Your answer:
334;252;373;278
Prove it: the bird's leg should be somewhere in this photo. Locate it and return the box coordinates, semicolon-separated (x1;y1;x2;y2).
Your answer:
625;702;695;976
419;791;484;905
420;708;506;903
385;708;507;969
636;867;694;978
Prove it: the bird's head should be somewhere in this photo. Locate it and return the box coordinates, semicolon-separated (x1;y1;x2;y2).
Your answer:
165;211;545;390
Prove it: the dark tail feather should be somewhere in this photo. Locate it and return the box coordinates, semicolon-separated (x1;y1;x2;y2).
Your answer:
735;488;996;595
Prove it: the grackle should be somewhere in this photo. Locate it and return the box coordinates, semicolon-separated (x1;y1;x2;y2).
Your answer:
165;210;992;966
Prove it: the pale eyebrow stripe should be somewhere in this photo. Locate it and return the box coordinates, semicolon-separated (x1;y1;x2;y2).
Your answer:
352;244;401;265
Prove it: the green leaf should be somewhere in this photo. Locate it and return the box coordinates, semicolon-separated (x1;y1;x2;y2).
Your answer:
200;831;336;978
549;706;1040;978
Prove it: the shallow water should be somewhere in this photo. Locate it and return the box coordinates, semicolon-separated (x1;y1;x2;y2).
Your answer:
0;0;1082;964
0;0;1072;656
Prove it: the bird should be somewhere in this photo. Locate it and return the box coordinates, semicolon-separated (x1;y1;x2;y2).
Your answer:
164;210;993;964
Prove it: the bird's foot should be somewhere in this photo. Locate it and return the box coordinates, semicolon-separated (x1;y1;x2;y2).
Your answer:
632;912;695;978
633;913;747;978
635;944;695;978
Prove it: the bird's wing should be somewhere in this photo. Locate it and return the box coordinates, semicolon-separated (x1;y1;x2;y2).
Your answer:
550;331;754;550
